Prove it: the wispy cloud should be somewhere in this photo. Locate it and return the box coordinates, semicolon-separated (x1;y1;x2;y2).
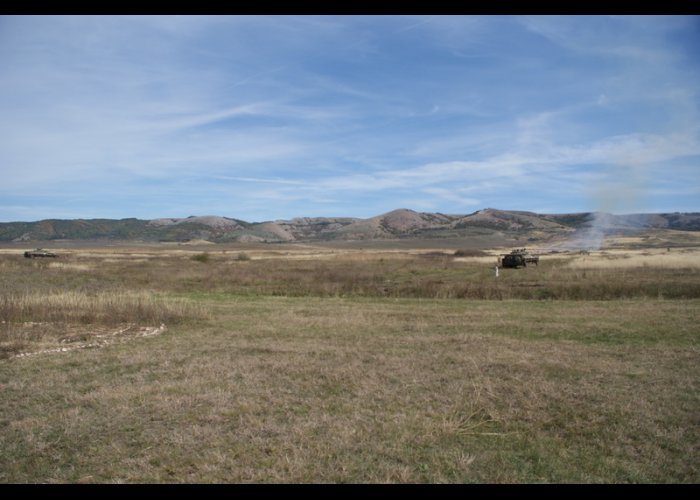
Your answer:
0;15;698;221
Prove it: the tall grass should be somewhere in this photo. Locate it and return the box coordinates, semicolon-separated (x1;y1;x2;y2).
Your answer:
0;291;198;325
0;290;205;358
156;257;700;300
3;250;699;301
567;253;700;269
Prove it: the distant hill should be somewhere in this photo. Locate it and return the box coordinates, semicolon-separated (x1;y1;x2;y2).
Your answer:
1;209;699;246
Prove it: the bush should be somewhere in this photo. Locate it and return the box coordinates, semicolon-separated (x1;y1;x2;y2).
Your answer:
454;249;489;257
191;253;210;263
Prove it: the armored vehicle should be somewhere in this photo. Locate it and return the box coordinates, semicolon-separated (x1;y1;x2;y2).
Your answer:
24;248;57;258
499;248;538;268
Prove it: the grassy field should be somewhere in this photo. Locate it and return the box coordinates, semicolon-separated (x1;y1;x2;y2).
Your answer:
0;244;699;482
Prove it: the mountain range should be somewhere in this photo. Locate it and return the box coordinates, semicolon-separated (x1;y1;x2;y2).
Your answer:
1;208;699;246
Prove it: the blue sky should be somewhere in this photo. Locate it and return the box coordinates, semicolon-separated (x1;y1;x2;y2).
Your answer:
0;15;698;222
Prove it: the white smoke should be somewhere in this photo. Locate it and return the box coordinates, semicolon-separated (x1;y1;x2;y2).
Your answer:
562;162;651;251
564;211;616;251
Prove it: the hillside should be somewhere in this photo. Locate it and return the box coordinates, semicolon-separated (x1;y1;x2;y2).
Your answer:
332;209;455;239
1;209;699;246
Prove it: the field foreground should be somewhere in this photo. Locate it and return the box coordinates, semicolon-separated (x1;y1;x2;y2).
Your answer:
1;244;699;482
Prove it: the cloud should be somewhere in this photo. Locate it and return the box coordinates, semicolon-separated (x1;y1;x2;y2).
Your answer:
0;16;698;221
421;188;481;208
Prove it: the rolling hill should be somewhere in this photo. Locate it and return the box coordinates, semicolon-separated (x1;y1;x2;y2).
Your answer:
1;208;699;247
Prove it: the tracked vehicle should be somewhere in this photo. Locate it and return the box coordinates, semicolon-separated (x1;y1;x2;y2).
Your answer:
24;248;57;258
499;248;538;268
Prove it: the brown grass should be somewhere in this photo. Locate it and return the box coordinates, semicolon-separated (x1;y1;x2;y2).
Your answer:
0;244;698;482
1;297;697;482
0;291;195;325
567;250;700;269
2;246;700;301
0;291;203;359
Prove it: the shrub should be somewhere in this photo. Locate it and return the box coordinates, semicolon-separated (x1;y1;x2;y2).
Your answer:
454;249;489;257
191;253;210;263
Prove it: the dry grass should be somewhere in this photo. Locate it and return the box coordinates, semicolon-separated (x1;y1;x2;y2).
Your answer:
0;243;698;482
45;262;93;271
0;291;195;325
604;230;700;249
0;291;203;359
2;246;700;301
567;249;700;269
1;297;697;483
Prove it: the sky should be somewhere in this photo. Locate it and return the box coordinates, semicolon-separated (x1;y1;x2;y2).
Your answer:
0;15;699;222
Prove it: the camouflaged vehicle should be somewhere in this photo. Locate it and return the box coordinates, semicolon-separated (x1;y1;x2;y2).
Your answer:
499;248;538;268
24;248;57;258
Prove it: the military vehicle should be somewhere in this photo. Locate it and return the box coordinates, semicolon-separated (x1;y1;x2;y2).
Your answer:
24;248;57;258
499;248;538;268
